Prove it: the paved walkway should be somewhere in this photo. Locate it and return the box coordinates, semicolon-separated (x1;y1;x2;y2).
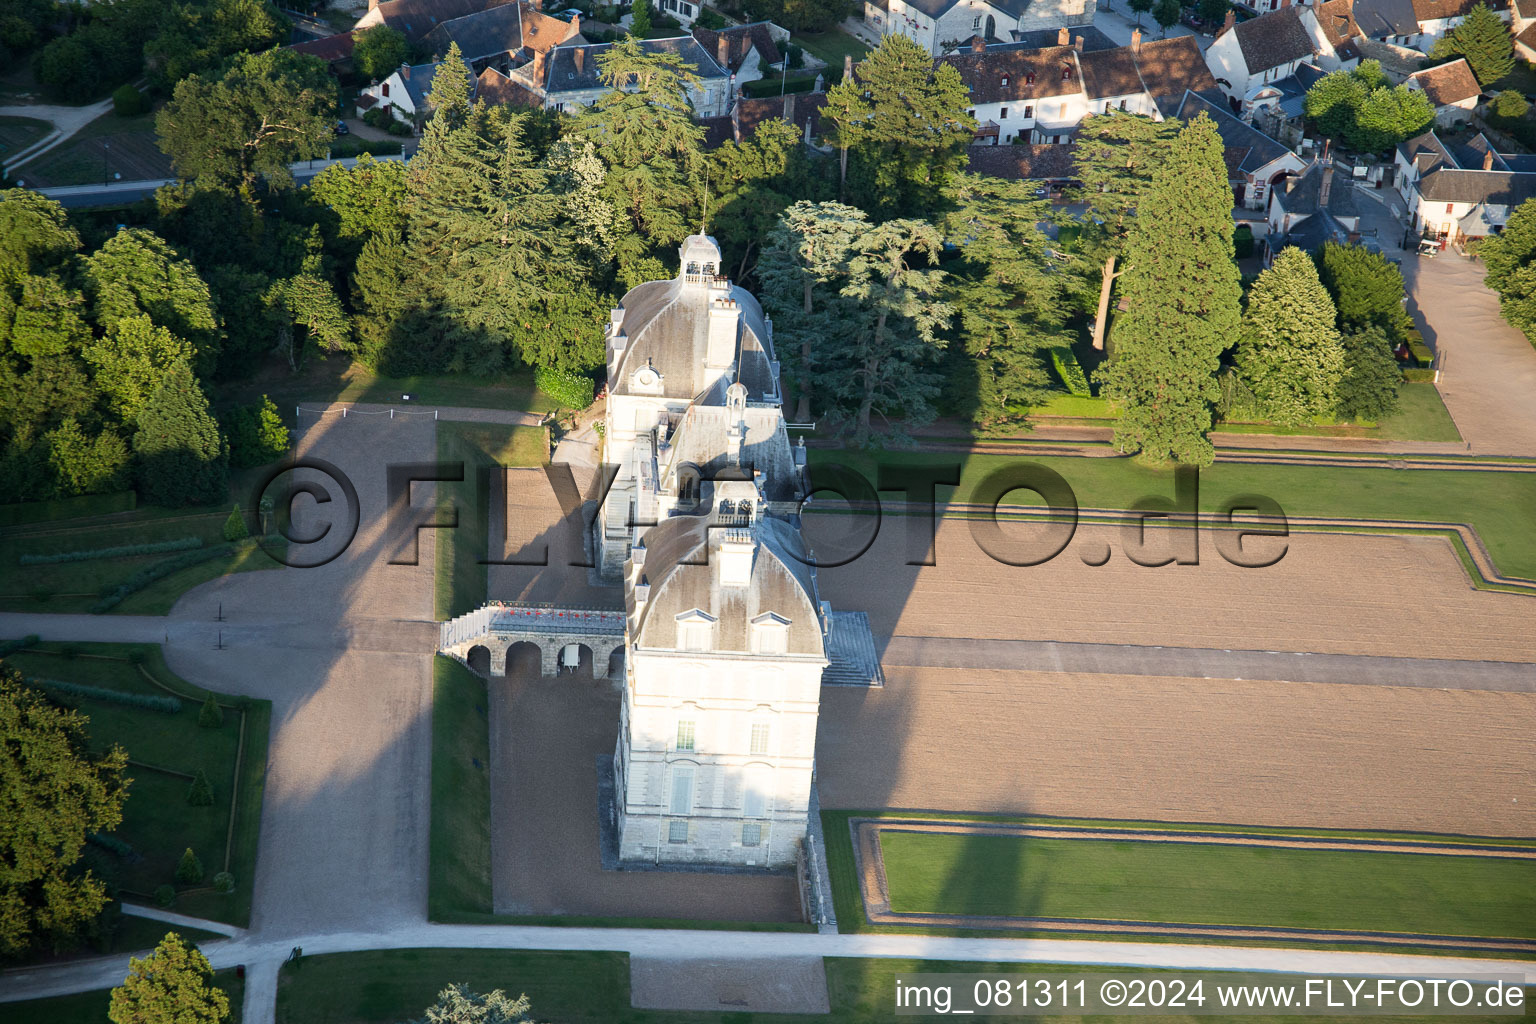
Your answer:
1;96;115;169
2;921;1532;1010
294;402;544;428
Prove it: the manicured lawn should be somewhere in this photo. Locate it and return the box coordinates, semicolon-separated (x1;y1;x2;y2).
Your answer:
428;657;493;919
0;506;277;614
273;949;1530;1024
878;830;1536;938
1;643;270;927
794;27;871;70
1375;380;1462;442
0;114;50;155
220;358;560;417
5;965;244;1024
812;449;1536;580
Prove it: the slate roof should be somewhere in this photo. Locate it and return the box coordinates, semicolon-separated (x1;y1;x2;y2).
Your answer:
290;31;356;63
939;45;1084;104
1407;57;1482;102
1230;7;1318;72
898;0;1034;20
397;62;443;107
1003;25;1118;50
363;0;517;42
476;66;542;107
1417;167;1536;202
964;141;1079;179
629;511;824;659
543;36;727;93
422;3;523;61
731;92;829;143
691;22;782;74
1276;160;1360;218
1350;0;1420;37
1177;90;1293;174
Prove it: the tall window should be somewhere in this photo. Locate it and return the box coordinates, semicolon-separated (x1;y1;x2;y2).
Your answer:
750;723;771;755
669;820;689;843
670;766;694;814
1000;106;1009;118
742;823;762;846
743;765;770;818
676;720;696;751
973;15;981;27
1024;105;1032;118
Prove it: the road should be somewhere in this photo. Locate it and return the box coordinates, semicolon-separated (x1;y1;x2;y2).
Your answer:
26;154;406;208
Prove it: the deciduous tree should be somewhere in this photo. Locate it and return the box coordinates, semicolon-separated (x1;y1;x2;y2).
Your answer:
407;983;539;1024
1478;197;1536;342
108;932;229;1024
0;669;129;956
352;24;409;82
83;315;197;421
132;359;228;506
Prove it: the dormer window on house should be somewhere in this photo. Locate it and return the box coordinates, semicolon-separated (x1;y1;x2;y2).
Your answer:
751;612;791;655
1062;65;1072;81
1025;71;1035;84
676;609;717;651
1001;73;1009;86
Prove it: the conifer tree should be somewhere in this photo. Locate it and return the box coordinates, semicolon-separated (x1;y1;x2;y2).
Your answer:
425;42;474;129
1099;114;1241;465
132;359;228;506
1335;326;1402;422
175;847;204;885
222;504;248;541
1236;246;1345;426
109;932;229;1024
186;768;215;806
1430;3;1514;85
198;695;224;728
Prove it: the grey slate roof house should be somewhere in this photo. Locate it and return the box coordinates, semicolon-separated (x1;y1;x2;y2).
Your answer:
1177;90;1309;209
1396;129;1536;242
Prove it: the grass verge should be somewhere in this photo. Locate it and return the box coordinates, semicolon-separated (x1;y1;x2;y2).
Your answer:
2;642;269;928
4;965;244;1024
427;657;493;919
273;949;1531;1023
811;449;1536;580
220;360;560;417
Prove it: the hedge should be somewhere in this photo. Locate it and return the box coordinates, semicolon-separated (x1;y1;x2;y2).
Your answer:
1402;367;1437;382
20;536;201;566
0;635;39;659
26;677;182;713
1407;340;1434;369
535;366;596;409
1049;345;1092;397
1233;223;1255;260
91;543;240;613
328;138;404;158
0;491;135;526
88;832;135;857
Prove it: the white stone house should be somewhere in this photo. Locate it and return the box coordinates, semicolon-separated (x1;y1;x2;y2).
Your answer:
357;61;441;120
691;22;789;87
1408;0;1511;49
600;234;877;868
1396;130;1536;241
502;36;731;117
871;0;1092;56
1205;7;1323;101
1178;90;1309;209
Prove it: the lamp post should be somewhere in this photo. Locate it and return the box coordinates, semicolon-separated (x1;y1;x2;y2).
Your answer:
102;141;110;187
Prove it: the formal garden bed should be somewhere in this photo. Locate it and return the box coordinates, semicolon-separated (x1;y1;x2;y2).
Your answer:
1;642;270;928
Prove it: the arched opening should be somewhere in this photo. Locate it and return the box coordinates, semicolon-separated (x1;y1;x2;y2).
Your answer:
559;642;594;676
606;645;626;679
466;645;490;675
504;640;542;676
984;14;995;39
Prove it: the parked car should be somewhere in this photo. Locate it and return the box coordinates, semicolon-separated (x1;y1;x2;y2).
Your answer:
1417;238;1439;258
334;120;349;136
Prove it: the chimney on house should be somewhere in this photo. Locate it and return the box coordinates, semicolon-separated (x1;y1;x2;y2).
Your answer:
1220;9;1236;35
569;13;580;37
1058;26;1070;45
400;62;411;80
1074;34;1084;51
1319;139;1334;210
971;34;986;52
717;34;731;69
532;47;547;86
574;47;585;74
706;297;741;377
1484;148;1496;170
1131;27;1142;52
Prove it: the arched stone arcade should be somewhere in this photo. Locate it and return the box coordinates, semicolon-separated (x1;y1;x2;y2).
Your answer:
439;604;626;681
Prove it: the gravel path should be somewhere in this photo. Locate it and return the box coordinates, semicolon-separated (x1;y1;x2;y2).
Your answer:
850;819;1536;955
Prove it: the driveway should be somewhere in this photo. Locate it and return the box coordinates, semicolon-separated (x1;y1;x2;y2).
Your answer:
1402;254;1536;456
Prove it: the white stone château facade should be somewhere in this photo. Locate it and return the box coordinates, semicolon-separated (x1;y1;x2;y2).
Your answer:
601;234;828;868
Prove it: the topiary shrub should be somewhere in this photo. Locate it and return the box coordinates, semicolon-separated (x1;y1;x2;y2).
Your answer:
786;44;804;70
223;505;248;542
535;366;597;409
112;84;149;117
1401;367;1437;381
213;871;235;894
1049;346;1092;397
186;768;215;807
155;884;176;906
175;847;204;885
198;694;224;728
1233;223;1254;259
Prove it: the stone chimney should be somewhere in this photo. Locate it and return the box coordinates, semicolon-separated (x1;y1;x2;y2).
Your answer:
971;34;986;52
569;13;580;37
1220;9;1235;35
1058;26;1070;45
1484;148;1496;171
1131;27;1142;52
706;296;740;376
575;47;585;74
400;62;410;80
717;34;731;69
814;71;825;92
1319;139;1334;210
531;47;547;86
1074;34;1084;51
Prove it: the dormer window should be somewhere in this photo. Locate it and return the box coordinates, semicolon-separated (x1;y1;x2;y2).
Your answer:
1062;65;1072;81
676;609;716;651
1025;71;1034;84
751;612;790;655
1001;73;1009;86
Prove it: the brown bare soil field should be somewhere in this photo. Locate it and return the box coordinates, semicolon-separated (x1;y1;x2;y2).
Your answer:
811;517;1536;663
816;666;1536;836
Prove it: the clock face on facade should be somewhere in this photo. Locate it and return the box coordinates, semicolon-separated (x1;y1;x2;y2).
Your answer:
635;367;659;389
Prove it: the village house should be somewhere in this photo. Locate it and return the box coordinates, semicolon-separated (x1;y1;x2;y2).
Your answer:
354;0;516;41
357;61;443;120
1514;0;1536;59
865;0;1092;56
1205;7;1323;106
941;30;1219;146
478;36;731;116
727;91;832;150
691;22;789;86
1302;0;1366;68
1396;129;1536;243
1267;150;1365;253
420;1;580;74
1409;0;1511;49
1403;57;1484;125
1178;90;1308;208
656;0;706;27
